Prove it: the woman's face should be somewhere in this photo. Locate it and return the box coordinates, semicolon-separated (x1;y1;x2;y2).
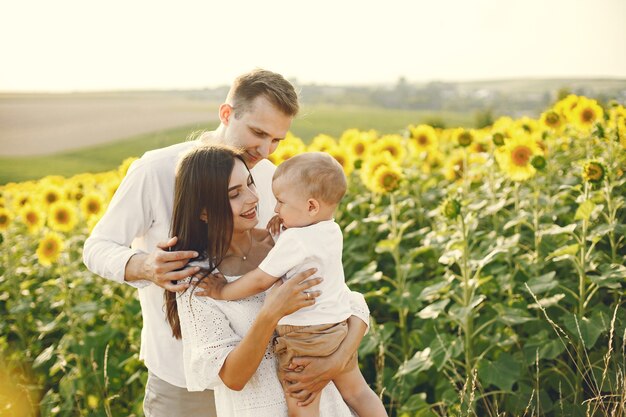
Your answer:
228;158;259;232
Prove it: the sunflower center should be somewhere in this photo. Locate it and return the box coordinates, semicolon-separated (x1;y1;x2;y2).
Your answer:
56;210;69;224
46;192;59;204
26;212;38;224
581;108;595;123
458;132;473;146
587;166;602;180
88;201;100;213
0;214;7;225
354;143;365;155
334;156;346;167
546;112;560;126
417;135;429;146
43;240;58;256
384;146;398;157
511;146;532;167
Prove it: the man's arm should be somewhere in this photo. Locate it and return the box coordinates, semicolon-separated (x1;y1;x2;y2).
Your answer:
82;158;197;291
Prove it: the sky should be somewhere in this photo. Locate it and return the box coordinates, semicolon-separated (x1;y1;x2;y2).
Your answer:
1;0;625;92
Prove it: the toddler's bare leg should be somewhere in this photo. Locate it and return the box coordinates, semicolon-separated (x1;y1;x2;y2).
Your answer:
283;381;322;417
333;357;388;417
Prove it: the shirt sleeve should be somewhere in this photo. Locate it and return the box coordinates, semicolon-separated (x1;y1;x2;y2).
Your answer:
82;159;153;288
178;283;241;391
347;287;370;333
257;230;307;279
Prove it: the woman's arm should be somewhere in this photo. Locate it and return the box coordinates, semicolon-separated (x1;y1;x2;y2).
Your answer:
215;270;322;390
281;290;370;404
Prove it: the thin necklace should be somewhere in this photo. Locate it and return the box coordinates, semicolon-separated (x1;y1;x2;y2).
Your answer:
229;232;253;261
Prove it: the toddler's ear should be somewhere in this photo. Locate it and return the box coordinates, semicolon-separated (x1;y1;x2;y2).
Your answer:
307;198;320;215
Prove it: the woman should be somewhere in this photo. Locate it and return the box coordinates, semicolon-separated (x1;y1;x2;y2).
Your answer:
165;144;370;416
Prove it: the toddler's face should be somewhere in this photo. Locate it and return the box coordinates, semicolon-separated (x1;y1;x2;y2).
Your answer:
272;177;313;229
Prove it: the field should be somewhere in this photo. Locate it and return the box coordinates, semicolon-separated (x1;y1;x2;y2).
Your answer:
1;94;625;416
0;98;473;184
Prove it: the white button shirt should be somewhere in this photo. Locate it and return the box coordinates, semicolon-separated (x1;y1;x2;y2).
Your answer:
83;139;278;387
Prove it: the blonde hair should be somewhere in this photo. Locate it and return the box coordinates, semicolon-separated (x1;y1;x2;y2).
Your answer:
274;152;347;205
226;68;299;118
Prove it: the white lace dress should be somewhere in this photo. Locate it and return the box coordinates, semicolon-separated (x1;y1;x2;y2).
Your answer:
177;275;370;417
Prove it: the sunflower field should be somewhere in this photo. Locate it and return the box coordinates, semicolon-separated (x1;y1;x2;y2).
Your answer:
1;95;626;417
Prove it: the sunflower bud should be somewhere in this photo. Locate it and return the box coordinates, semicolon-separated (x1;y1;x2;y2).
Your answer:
492;132;505;147
582;160;606;184
530;155;547;171
457;131;473;147
441;198;461;219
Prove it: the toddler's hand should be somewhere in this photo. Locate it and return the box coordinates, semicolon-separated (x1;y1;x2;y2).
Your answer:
266;214;284;237
194;271;227;299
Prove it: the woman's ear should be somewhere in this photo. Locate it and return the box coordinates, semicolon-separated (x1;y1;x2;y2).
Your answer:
219;103;233;126
200;209;208;223
307;199;320;216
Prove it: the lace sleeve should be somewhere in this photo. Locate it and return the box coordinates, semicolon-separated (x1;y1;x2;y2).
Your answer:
177;285;240;391
347;289;370;333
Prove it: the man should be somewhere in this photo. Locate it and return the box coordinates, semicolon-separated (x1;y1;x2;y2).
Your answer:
83;69;369;416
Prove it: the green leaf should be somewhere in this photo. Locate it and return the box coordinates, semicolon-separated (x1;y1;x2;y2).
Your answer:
477;353;521;391
417;299;450;320
526;272;558;294
395;348;434;378
548;244;579;261
429;333;463;370
494;305;535;326
449;295;486;322
418;280;450;301
562;313;606;348
347;262;383;286
589;264;626;289
523;330;566;362
375;238;400;254
575;200;596;221
538;224;577;237
438;249;462;266
528;293;566;309
33;345;55;368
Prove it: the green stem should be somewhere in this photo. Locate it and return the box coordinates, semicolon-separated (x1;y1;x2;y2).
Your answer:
460;214;474;377
575;181;590;404
390;194;409;361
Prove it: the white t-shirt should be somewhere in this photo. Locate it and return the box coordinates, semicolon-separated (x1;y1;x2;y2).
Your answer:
258;220;353;326
83;139;277;388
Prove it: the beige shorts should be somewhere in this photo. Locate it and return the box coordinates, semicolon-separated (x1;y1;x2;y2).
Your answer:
143;371;216;417
274;320;351;375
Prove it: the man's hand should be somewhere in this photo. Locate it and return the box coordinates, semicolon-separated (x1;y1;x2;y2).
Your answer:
266;214;284;237
194;271;228;298
141;236;198;292
282;354;343;404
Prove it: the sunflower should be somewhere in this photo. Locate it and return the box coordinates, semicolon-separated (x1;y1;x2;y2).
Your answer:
582;160;606;184
554;94;580;120
19;205;45;234
441;198;461;219
80;193;105;219
492;117;515;138
514;117;539;134
326;147;354;176
0;207;12;231
369;135;407;163
40;185;64;206
540;110;563;131
452;128;474;147
496;135;543;181
36;232;65;266
443;149;487;182
308;134;338;153
48;201;78;232
408;125;438;153
367;165;404;194
491;132;506;147
572;97;604;132
118;157;138;178
360;153;398;189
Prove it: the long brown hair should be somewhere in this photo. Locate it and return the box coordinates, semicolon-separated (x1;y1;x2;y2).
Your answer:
165;144;246;339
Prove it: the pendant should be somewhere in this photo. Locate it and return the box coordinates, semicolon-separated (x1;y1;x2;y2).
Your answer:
242;256;247;261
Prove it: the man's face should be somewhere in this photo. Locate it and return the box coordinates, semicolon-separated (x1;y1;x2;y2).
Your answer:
222;95;293;168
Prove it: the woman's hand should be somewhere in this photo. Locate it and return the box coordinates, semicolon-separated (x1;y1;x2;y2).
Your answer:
260;268;322;324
